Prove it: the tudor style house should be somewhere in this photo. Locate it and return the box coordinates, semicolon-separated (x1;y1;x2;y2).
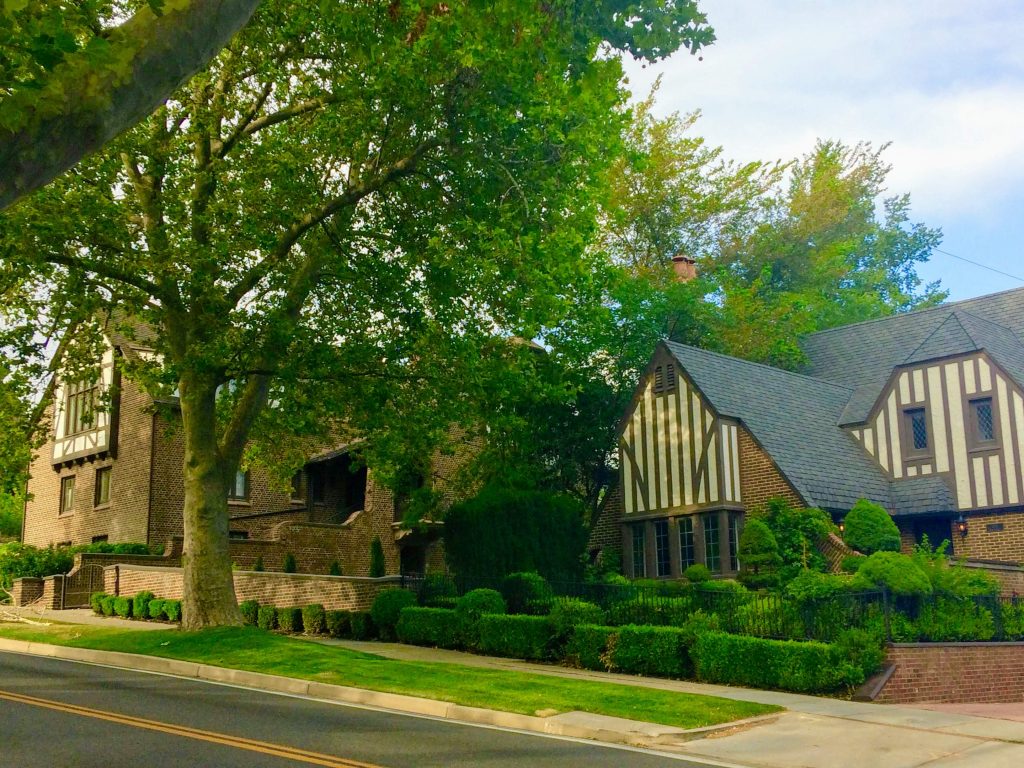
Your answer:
22;323;471;577
591;286;1024;579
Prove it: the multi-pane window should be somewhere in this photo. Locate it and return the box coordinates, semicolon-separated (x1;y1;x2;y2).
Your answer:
228;471;250;500
631;524;647;578
971;398;996;445
654;520;671;577
678;516;696;569
94;467;111;506
64;380;99;435
703;513;721;572
905;407;929;453
728;514;742;572
59;476;75;515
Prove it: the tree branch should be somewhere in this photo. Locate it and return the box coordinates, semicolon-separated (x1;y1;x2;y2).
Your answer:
0;0;261;210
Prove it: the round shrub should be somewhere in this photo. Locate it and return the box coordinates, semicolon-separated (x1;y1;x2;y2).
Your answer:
842;499;900;554
549;599;605;641
456;588;507;618
100;595;116;616
132;591;155;620
89;592;106;615
370;589;416;640
326;610;351;638
113;596;132;618
736;519;782;590
500;572;553;615
683;564;712;583
302;604;327;635
785;571;850;604
853;552;932;597
163;599;182;623
148;599;166;620
239;600;260;627
257;604;277;630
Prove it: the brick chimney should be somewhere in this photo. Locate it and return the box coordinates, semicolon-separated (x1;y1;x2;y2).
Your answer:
671;254;697;283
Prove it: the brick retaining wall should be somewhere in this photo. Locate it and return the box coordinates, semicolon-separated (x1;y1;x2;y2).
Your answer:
963;560;1024;597
878;643;1024;704
103;565;403;612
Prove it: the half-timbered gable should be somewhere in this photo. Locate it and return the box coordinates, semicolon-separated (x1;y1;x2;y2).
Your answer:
51;338;119;466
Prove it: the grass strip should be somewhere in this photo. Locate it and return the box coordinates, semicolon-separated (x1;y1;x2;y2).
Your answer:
0;622;778;729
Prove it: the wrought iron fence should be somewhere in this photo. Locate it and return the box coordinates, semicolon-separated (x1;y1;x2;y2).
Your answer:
401;573;1024;644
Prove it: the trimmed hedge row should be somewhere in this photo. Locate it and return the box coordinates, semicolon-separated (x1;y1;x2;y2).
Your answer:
90;591;181;623
240;600;377;640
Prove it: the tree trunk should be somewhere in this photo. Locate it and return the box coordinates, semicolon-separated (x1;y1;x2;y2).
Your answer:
178;378;242;630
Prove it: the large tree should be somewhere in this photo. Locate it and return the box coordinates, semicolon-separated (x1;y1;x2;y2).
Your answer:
1;0;262;209
0;1;713;628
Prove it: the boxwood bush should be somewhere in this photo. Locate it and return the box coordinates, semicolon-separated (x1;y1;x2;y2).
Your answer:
326;610;351;638
148;599;166;620
257;605;277;630
455;588;506;649
565;625;617;671
549;599;605;644
396;607;459;649
500;572;554;615
90;592;106;615
132;591;155;620
276;607;303;633
371;589;416;640
163;599;182;623
302;604;327;635
113;596;132;618
607;625;691;678
350;611;375;640
239;600;260;627
100;595;116;616
694;632;863;693
476;614;553;661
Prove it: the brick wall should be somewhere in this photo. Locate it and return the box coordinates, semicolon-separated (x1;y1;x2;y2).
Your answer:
878;643;1024;704
24;375;155;547
956;511;1024;564
820;532;857;572
104;565;403;612
737;427;804;510
10;578;43;606
962;560;1024;597
586;484;625;570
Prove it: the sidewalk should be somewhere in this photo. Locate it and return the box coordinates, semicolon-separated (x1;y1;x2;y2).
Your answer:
5;607;1023;767
3;605;173;631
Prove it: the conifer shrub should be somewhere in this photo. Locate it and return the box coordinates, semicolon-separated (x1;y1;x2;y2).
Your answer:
302;604;327;634
852;552;932;597
369;538;386;577
282;553;297;573
148;599;166;620
500;572;554;615
736;519;782;590
163;599;182;622
328;560;343;576
90;592;106;615
842;499;901;554
132;591;155;620
100;595;116;616
349;611;375;640
113;596;132;618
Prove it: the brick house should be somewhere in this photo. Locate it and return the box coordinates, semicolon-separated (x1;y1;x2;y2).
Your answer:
591;286;1024;579
22;325;474;577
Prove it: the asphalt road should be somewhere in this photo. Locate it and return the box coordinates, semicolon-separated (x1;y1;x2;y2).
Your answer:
0;651;722;768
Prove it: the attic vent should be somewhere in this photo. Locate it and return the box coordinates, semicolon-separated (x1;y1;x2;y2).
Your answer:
653;364;677;394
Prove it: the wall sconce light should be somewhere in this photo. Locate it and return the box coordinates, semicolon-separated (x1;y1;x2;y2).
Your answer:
956;514;968;538
839;519;845;534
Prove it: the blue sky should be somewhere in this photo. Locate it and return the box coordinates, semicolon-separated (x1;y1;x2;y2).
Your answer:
620;0;1024;301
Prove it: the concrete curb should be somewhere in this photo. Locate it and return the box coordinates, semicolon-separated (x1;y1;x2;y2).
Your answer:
0;637;773;749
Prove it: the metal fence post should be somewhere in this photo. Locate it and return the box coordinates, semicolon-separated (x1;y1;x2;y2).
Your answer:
882;586;892;643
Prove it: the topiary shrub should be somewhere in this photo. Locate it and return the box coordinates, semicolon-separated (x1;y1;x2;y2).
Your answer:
476;614;553;660
683;564;712;583
852;552;932;597
283;553;297;573
326;610;352;638
565;625;617;670
148;599;166;620
736;519;782;590
276;607;303;633
443;486;588;582
239;600;260;626
302;603;327;635
396;607;459;649
132;591;155;620
253;556;265;572
369;537;386;578
90;592;106;615
694;632;862;693
842;499;900;554
349;611;376;640
499;572;554;615
163;599;182;623
455;588;506;648
549;599;605;645
113;596;132;618
607;625;691;678
100;595;116;616
417;573;457;608
328;560;343;576
257;605;277;630
370;589;416;641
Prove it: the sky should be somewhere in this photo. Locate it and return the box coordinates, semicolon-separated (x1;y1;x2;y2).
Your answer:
620;0;1024;301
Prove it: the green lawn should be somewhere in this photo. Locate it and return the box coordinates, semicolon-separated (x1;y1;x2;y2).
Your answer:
0;622;778;729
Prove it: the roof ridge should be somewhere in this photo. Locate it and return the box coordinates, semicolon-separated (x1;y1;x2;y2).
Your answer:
803;285;1024;341
955;307;1024;341
662;340;854;395
902;312;973;363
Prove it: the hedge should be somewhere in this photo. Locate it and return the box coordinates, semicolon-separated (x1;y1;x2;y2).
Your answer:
326;610;351;638
455;589;505;649
371;589;416;640
476;614;553;661
565;625;616;671
302;604;327;635
257;605;277;630
148;599;166;620
548;599;604;643
277;607;303;633
239;600;260;627
693;632;863;693
608;625;691;678
163;599;182;623
350;611;375;640
396;607;459;649
113;596;132;618
90;592;106;615
100;595;115;616
132;591;155;620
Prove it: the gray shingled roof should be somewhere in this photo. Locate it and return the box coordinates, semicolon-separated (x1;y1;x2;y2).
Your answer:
664;341;892;512
888;475;957;517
